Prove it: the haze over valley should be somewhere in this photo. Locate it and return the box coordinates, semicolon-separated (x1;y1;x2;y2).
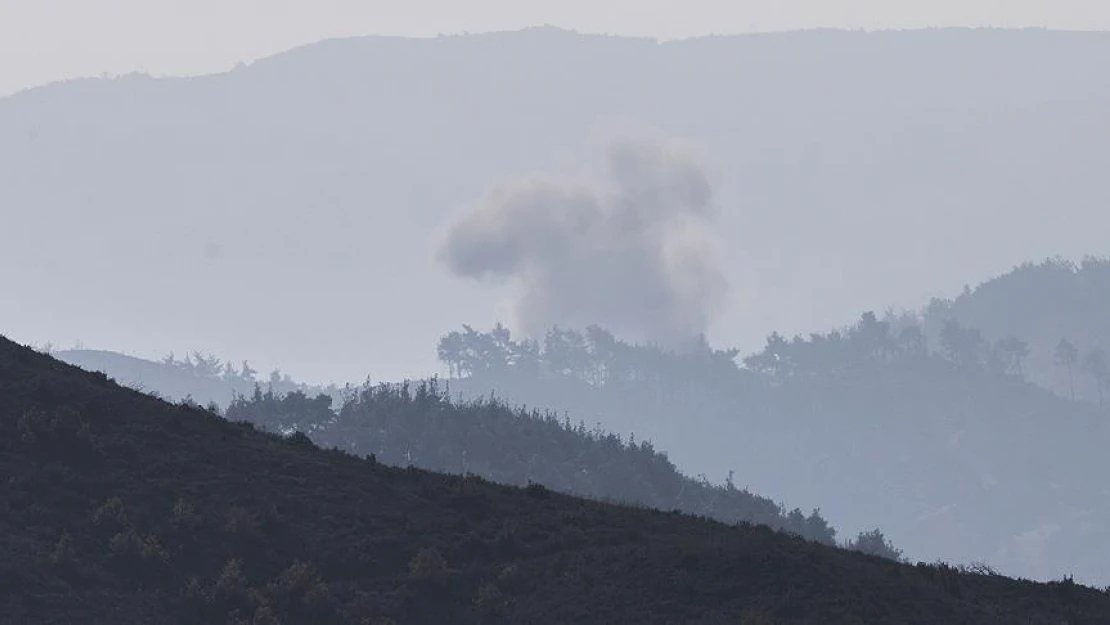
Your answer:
5;27;1110;382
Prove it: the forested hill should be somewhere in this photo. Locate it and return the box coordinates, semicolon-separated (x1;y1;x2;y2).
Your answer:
440;320;1110;584
918;257;1110;405
224;383;845;548
5;335;1110;624
49;346;848;545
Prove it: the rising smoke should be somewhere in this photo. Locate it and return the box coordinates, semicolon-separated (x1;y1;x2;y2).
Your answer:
436;135;727;347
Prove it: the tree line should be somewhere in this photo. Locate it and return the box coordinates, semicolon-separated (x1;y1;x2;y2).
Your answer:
918;256;1110;406
223;380;904;557
436;313;1110;411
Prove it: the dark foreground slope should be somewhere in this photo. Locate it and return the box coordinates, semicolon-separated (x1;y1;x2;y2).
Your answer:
4;336;1110;624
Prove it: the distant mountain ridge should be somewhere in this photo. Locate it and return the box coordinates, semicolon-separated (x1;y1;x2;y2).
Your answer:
53;349;334;408
4;27;1110;381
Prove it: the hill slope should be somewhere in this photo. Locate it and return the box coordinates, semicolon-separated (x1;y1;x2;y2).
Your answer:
440;321;1110;584
5;335;1110;623
4;28;1110;379
45;348;844;543
226;382;841;545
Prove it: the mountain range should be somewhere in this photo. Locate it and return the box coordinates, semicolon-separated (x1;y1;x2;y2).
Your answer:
4;27;1110;381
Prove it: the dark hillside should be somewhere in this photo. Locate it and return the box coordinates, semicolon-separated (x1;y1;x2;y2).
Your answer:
4;334;1110;624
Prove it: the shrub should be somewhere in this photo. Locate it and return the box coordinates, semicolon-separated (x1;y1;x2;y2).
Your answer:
108;528;165;562
49;532;77;566
140;534;168;561
846;529;904;561
269;560;331;610
108;528;144;558
214;559;250;602
92;496;129;529
172;497;203;529
408;547;448;579
497;563;519;585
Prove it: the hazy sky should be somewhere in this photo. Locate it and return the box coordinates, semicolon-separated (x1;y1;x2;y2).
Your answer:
3;0;1110;97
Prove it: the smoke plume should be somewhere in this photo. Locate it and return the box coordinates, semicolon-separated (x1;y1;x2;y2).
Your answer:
437;136;727;347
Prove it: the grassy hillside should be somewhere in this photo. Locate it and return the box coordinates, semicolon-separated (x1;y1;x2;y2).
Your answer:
5;335;1110;623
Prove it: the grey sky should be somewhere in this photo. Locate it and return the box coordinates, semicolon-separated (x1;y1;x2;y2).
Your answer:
3;0;1110;96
